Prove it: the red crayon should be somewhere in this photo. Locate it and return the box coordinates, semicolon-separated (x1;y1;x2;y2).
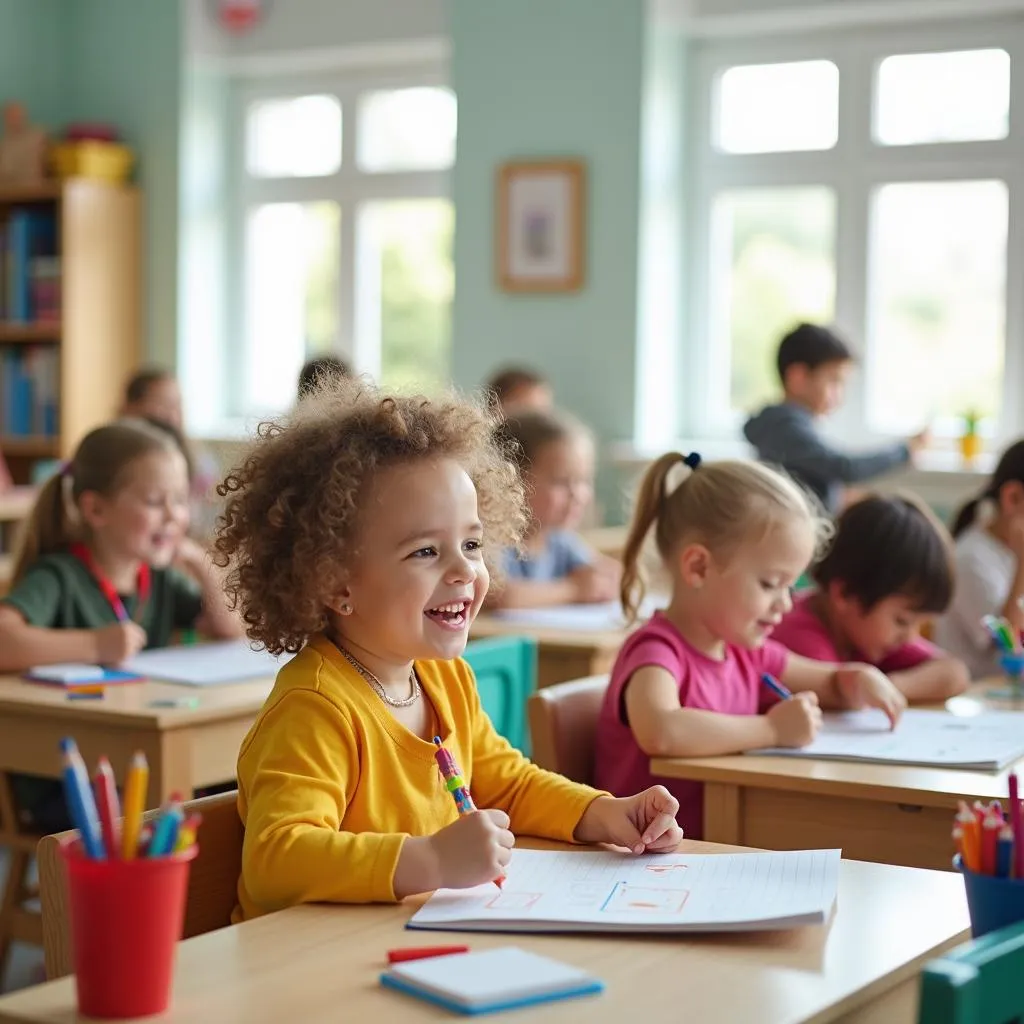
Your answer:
387;945;470;964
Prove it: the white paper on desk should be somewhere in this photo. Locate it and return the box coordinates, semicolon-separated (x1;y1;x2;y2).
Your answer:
491;596;662;632
124;640;293;686
407;848;840;934
749;708;1024;770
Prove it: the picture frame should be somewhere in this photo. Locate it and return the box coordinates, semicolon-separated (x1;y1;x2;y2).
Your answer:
496;159;586;292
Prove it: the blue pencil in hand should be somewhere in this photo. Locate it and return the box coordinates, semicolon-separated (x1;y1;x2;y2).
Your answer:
760;674;793;702
59;737;105;859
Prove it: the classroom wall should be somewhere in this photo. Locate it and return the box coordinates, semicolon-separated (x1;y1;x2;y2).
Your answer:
0;0;70;129
187;0;445;59
65;1;183;370
450;0;646;518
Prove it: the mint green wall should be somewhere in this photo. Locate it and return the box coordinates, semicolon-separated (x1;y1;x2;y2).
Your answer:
66;0;183;369
450;0;645;517
0;0;69;128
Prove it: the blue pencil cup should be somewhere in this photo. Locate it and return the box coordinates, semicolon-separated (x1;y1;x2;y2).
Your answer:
956;855;1024;937
1000;652;1024;682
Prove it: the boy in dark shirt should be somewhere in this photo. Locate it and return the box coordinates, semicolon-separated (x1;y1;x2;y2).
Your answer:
744;323;928;512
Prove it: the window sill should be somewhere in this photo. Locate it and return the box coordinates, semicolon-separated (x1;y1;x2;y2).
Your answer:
607;439;989;514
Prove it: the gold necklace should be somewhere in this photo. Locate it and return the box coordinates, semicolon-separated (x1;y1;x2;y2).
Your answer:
334;642;421;708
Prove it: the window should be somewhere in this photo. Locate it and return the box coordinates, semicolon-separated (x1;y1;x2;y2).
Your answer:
230;72;454;420
686;31;1020;446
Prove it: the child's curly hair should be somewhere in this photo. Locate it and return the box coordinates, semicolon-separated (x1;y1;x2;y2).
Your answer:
214;379;527;655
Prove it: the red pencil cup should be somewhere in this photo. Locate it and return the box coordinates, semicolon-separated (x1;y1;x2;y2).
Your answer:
60;835;196;1018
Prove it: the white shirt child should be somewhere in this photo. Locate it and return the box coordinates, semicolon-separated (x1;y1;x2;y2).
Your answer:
934;525;1016;679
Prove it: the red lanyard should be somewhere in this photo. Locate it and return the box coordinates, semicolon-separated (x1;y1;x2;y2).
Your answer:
68;543;151;623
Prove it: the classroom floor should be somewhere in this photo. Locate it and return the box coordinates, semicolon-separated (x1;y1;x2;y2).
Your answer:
0;849;44;994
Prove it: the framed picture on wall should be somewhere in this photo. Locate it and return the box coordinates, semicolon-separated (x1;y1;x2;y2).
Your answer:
496;159;586;292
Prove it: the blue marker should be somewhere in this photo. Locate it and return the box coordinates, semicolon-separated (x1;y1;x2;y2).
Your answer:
148;805;184;857
59;737;105;859
760;673;793;702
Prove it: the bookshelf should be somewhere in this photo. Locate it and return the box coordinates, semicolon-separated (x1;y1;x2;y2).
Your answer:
0;179;140;484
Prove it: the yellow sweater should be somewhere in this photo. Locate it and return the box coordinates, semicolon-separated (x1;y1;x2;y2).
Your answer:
234;634;604;920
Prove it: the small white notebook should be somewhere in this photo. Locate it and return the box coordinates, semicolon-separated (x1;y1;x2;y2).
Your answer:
27;663;105;683
124;641;293;686
380;947;603;1015
407;848;840;934
748;708;1024;770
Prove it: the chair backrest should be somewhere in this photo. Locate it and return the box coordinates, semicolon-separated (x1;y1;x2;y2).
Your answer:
527;675;609;785
464;635;537;753
38;789;244;979
918;920;1024;1024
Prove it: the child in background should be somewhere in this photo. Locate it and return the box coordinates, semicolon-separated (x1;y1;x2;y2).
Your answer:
744;323;929;513
0;419;240;829
485;365;553;416
773;494;969;700
491;409;619;608
215;380;682;921
121;366;221;540
935;440;1024;678
593;453;906;838
297;354;351;401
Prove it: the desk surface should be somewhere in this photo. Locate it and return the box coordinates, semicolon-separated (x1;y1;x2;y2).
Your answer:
0;673;275;731
652;684;1024;807
0;840;970;1024
471;612;628;651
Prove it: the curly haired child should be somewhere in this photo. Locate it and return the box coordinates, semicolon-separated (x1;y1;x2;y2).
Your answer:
216;380;683;921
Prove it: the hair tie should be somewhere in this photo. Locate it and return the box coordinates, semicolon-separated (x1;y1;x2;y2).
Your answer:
683;452;701;471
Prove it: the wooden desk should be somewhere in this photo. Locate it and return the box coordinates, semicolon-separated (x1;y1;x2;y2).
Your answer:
471;614;623;689
0;672;274;809
0;840;971;1024
580;524;628;560
651;686;1021;871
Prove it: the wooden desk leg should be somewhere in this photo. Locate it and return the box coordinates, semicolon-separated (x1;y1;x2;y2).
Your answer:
702;783;743;845
142;732;196;808
0;770;43;980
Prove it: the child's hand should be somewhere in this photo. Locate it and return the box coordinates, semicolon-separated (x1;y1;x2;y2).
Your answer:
573;787;683;854
428;809;514;889
569;565;618;604
766;692;821;747
173;536;209;574
94;622;147;665
835;665;907;729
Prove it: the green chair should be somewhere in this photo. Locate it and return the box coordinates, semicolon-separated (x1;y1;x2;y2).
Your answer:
918;920;1024;1024
464;636;537;754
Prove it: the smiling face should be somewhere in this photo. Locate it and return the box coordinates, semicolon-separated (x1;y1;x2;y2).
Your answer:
337;457;490;668
125;376;184;430
79;450;191;568
690;515;816;649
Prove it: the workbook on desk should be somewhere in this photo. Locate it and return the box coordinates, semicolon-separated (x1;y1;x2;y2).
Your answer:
124;640;293;686
407;848;840;934
749;708;1024;770
491;596;663;632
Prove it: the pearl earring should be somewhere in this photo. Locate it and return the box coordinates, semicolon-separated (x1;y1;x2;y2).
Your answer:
340;602;352;614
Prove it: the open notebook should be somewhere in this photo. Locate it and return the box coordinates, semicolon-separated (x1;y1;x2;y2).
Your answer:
123;641;293;686
407;848;840;934
380;947;602;1016
748;708;1024;770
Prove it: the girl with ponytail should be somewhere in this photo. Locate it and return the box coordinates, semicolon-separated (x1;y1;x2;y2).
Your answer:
594;452;907;837
936;440;1024;677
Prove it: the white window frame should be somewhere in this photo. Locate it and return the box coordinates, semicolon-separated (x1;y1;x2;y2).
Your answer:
682;17;1024;450
225;59;452;422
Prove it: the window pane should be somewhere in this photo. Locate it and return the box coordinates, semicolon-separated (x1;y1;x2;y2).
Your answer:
359;200;453;391
246;95;342;177
715;61;838;153
243;202;340;413
875;49;1010;146
710;188;836;413
358;87;457;171
867;181;1006;433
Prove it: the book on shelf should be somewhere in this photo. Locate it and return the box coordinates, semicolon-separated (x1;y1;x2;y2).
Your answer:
0;206;61;323
0;345;59;437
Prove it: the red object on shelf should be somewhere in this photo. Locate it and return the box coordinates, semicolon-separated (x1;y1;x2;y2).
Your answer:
64;123;119;143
